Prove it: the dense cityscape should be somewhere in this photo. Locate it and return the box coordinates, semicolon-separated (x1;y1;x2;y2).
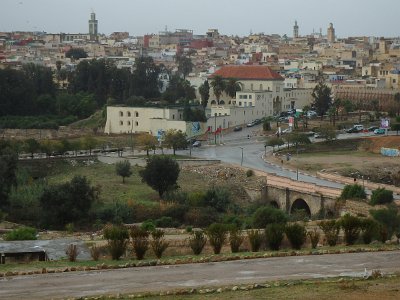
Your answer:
1;7;400;300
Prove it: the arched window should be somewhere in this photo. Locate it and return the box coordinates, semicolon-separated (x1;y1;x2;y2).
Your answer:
135;111;139;117
119;111;123;117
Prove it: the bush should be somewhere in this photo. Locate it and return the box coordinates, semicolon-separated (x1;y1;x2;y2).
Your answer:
150;229;169;259
370;207;400;240
4;226;37;241
206;223;228;254
361;218;379;244
340;214;362;245
285;223;307;250
370;188;393;206
229;226;244;253
65;223;74;234
141;219;156;231
184;207;219;227
90;245;101;261
252;206;288;229
265;223;285;250
340;184;366;200
65;244;79;262
188;230;207;255
318;220;340;246
248;229;264;252
154;216;178;228
203;187;232;213
246;169;254;177
130;226;149;260
103;224;129;260
307;228;320;249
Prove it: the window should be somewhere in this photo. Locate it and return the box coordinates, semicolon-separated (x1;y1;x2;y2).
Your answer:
135;121;138;126
251;83;253;90
239;101;242;106
249;102;252;106
249;95;252;99
127;121;131;126
119;111;123;117
260;84;263;90
172;114;175;119
127;112;131;117
119;121;123;126
135;111;139;117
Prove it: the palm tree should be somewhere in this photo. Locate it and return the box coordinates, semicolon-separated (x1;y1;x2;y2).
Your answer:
211;75;225;105
225;78;241;99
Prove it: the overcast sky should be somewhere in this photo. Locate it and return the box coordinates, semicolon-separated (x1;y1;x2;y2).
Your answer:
1;0;399;38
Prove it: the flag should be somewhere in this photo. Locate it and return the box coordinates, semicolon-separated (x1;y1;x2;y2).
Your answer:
206;126;211;133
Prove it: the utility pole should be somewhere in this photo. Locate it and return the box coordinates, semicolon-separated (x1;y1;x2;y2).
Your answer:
214;113;217;145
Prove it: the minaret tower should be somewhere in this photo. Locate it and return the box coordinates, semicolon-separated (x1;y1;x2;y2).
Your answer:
293;20;299;38
89;11;98;41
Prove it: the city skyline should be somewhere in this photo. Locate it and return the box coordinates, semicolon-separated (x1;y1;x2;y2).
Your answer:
1;0;400;38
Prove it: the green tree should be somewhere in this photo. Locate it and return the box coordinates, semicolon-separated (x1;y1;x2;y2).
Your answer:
0;141;18;210
224;78;241;98
176;55;194;79
139;155;180;198
265;137;284;152
206;223;228;254
392;123;400;135
81;136;98;156
103;224;129;260
24;138;40;158
286;132;311;150
339;214;362;245
65;48;88;60
129;56;161;99
252;206;288;229
370;188;393;206
138;134;157;156
314;126;337;141
115;160;132;183
370;207;400;239
312;81;332;118
394;92;400;116
164;129;187;156
199;80;210;108
210;75;226;105
39;175;99;228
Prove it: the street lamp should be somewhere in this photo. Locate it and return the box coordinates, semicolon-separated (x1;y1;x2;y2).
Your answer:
214;113;217;145
239;147;244;166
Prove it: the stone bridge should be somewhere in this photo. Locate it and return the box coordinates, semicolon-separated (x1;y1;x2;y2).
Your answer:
246;173;342;217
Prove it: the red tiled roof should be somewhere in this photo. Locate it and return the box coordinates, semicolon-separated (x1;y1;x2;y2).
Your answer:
210;65;284;81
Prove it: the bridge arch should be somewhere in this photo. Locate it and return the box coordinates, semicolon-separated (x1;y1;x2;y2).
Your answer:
290;198;311;218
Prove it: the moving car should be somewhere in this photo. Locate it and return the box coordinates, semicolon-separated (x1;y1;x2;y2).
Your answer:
374;128;385;135
192;141;201;147
368;126;379;132
233;126;242;132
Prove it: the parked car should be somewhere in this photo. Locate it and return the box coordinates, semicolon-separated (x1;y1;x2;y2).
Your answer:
374;128;385;135
345;127;360;133
233;126;242;132
247;122;255;127
368;126;379;132
192;141;201;147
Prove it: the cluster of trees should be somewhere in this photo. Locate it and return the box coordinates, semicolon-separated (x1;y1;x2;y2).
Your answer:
0;54;207;129
198;76;241;107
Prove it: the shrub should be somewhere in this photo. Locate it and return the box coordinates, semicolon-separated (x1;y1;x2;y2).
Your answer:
285;223;307;250
370;188;393;206
265;223;285;250
150;229;169;259
186;226;192;233
229;226;244;253
103;224;129;260
188;230;207;255
340;184;366;200
252;206;288;229
90;245;101;261
246;169;254;177
318;220;340;246
65;244;79;262
307;228;320;249
206;223;228;254
378;224;389;243
4;226;37;241
141;219;156;231
154;216;178;228
248;229;264;252
184;207;219;227
361;218;379;244
130;226;149;260
203;187;232;213
65;223;74;234
340;214;362;245
370;207;400;239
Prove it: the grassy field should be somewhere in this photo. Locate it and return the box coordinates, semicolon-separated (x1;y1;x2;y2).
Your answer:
122;276;400;300
45;159;211;206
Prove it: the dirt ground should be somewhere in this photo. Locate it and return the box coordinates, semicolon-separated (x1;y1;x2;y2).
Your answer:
270;136;400;185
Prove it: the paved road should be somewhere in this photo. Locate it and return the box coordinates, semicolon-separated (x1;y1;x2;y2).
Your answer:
1;251;399;299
